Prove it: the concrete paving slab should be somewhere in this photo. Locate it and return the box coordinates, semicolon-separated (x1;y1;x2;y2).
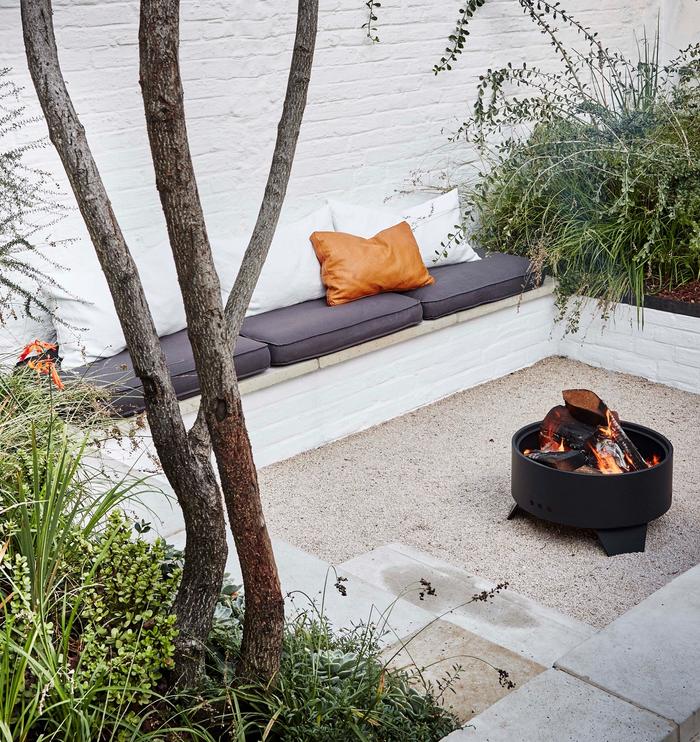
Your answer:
555;564;700;741
167;530;436;646
341;544;594;666
443;669;677;742
386;619;544;724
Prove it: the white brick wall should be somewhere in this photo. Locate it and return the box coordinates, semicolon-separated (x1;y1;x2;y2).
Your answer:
558;302;700;396
0;0;662;267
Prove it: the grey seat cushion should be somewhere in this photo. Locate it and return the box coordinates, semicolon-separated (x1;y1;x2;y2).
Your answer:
406;253;536;320
240;293;423;366
72;330;270;416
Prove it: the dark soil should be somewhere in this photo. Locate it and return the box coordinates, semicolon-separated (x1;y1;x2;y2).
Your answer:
648;279;700;305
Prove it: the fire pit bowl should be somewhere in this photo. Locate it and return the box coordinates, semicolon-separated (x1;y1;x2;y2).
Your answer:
510;421;673;556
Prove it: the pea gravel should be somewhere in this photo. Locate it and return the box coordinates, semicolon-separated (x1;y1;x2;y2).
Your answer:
258;356;700;628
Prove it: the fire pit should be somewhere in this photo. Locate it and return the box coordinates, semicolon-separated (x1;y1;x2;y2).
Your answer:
510;389;673;556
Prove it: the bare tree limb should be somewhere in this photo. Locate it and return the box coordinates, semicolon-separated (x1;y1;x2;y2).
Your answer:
224;0;319;336
20;0;228;687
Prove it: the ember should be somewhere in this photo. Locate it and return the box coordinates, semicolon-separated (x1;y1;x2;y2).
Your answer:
526;389;660;475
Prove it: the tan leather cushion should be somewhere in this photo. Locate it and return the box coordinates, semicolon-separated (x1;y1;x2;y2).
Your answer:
310;221;435;306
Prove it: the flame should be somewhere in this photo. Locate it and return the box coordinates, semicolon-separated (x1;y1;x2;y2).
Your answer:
540;411;568;452
588;441;625;475
646;453;661;467
598;409;616;439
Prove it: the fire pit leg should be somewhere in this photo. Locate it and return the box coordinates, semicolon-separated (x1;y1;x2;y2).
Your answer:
595;524;647;556
507;503;522;520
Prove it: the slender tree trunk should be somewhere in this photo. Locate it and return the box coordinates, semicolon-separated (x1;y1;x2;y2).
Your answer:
20;0;227;687
139;0;321;681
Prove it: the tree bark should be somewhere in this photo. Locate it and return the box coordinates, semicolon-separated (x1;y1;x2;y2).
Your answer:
187;0;319;453
20;0;228;687
139;0;319;682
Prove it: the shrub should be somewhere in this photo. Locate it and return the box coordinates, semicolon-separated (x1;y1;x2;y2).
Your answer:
201;583;461;741
0;434;190;741
0;68;67;322
0;364;472;741
454;11;700;323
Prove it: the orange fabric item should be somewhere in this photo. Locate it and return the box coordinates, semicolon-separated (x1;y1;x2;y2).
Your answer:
310;221;434;306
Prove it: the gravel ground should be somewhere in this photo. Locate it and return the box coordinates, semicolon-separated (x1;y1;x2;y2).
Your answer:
258;357;700;628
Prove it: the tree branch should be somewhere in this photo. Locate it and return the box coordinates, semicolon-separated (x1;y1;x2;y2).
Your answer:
21;0;228;687
188;0;318;451
140;0;317;682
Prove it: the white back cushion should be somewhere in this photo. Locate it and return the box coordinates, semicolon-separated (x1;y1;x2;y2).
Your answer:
247;205;331;315
44;243;186;370
0;302;56;368
328;189;480;267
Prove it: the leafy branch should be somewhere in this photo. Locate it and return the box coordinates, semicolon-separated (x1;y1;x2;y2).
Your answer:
362;0;381;43
433;0;487;74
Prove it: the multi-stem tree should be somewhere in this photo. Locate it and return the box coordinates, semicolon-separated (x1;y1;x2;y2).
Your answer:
21;0;318;685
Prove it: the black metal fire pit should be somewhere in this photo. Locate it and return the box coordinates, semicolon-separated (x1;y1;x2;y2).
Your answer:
510;421;673;556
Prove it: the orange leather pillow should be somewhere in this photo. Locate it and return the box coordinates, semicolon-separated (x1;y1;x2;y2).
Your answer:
310;221;434;306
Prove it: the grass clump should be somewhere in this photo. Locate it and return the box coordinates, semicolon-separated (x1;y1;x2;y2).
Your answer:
202;585;460;741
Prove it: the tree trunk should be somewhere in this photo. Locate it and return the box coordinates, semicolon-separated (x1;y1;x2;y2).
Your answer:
139;0;318;682
20;0;228;687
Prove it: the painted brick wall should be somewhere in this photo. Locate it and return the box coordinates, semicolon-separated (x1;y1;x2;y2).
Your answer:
0;0;663;267
558;303;700;396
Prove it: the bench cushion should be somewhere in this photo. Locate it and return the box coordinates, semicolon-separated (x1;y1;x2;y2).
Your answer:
240;293;423;365
73;331;270;416
405;253;535;320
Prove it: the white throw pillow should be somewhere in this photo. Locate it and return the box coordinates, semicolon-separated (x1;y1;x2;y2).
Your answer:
44;243;187;370
246;205;333;316
0;247;59;367
328;190;480;267
0;302;56;368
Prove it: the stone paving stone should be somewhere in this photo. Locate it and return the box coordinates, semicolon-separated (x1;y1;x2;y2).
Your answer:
555;564;700;741
385;619;544;725
341;544;594;666
442;669;677;742
167;530;436;645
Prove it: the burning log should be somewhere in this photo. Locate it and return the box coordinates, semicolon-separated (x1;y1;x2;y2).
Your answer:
576;465;604;476
540;405;596;451
590;439;628;474
563;389;648;471
526;449;587;472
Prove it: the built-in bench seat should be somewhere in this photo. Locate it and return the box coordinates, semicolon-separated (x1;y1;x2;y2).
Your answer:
240;293;422;366
74;331;270;415
407;253;533;320
74;253;536;416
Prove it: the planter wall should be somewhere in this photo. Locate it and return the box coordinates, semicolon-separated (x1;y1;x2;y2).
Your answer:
558;301;700;395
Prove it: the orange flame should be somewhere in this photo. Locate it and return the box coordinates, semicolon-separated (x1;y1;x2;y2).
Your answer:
588;442;625;474
19;339;64;391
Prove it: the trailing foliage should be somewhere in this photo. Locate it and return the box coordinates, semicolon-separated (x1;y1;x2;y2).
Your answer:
362;0;381;43
201;583;461;741
449;9;700;322
0;68;67;324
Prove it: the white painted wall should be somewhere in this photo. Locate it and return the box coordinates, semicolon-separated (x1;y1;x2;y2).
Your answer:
1;0;663;268
558;302;700;396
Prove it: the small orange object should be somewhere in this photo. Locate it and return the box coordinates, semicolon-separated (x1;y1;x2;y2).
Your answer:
19;339;63;391
27;358;65;391
19;339;57;362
